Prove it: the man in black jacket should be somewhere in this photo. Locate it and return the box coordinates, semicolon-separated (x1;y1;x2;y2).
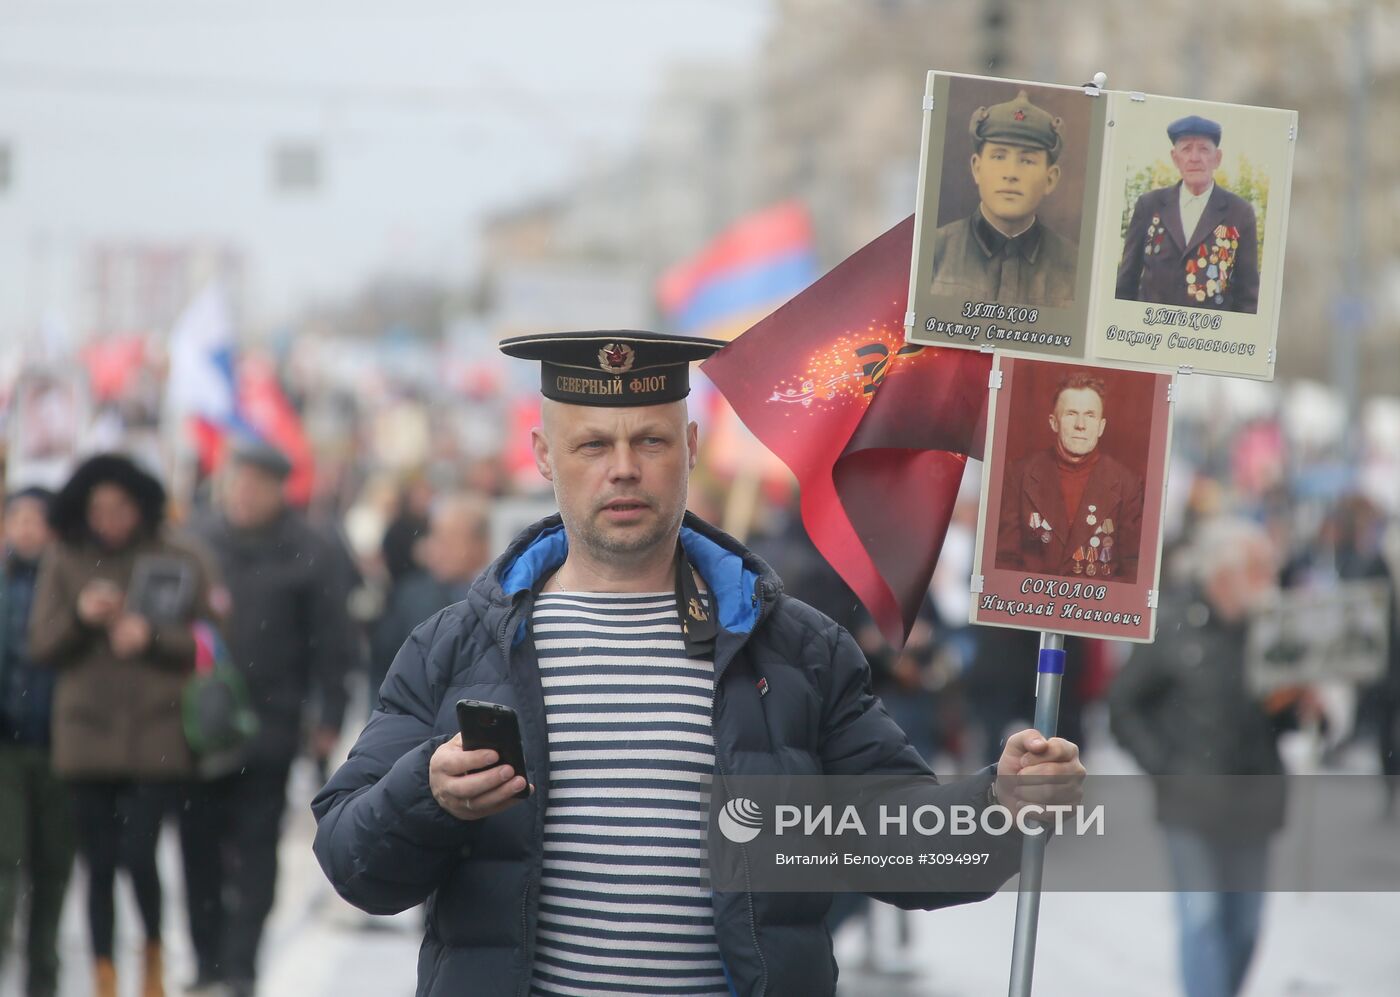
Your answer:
313;331;1085;997
369;493;491;710
0;487;74;997
180;440;355;997
1111;517;1294;997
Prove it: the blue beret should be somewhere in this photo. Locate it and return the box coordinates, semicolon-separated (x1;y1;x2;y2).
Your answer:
1167;115;1222;145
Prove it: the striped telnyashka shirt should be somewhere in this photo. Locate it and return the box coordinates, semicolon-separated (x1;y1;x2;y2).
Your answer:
527;590;729;997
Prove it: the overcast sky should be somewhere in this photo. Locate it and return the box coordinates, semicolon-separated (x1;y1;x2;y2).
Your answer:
0;0;771;338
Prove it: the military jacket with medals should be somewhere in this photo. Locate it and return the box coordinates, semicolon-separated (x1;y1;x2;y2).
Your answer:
1114;181;1260;314
929;212;1078;309
995;448;1144;583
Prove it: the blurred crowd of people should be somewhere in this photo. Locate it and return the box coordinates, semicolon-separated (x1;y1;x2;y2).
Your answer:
0;373;1396;997
0;408;518;997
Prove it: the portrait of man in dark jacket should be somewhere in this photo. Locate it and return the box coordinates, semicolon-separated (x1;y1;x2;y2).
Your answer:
312;331;1086;997
1114;114;1261;314
995;369;1144;583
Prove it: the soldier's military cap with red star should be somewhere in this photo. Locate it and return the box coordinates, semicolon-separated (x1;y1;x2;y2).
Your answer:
970;89;1065;164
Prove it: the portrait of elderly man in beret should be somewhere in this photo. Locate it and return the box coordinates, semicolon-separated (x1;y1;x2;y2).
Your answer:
1115;114;1261;313
929;89;1079;309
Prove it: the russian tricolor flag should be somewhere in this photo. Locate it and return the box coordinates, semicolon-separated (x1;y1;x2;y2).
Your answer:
164;284;252;464
658;201;818;341
163;284;315;504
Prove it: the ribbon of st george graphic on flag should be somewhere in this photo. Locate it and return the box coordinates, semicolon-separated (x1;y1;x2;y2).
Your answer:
702;215;991;648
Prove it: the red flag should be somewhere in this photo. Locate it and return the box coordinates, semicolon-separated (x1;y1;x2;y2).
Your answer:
702;216;991;648
80;334;147;401
237;355;315;506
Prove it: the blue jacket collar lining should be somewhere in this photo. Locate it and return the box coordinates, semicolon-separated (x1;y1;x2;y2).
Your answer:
497;523;759;635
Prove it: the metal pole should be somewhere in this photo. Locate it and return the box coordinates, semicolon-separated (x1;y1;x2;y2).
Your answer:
1335;0;1369;463
1007;631;1065;997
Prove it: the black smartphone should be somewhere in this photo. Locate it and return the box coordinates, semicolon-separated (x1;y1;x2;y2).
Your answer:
455;699;531;800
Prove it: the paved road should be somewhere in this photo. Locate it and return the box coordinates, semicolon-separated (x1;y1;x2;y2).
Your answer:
5;751;1399;996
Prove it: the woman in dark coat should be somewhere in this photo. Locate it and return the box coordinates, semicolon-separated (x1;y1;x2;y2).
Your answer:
28;454;213;997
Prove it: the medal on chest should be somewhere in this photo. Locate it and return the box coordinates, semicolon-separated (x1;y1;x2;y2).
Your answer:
1185;224;1240;304
675;543;717;659
1146;215;1164;256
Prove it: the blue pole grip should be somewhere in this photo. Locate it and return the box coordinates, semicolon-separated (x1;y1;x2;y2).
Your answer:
1037;648;1066;675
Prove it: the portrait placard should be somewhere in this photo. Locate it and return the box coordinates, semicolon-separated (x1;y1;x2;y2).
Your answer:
906;72;1107;359
905;73;1297;381
970;354;1173;642
5;366;90;491
1090;93;1296;379
127;555;197;625
1245;581;1391;694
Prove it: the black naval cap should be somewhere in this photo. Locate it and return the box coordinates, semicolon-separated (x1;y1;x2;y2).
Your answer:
228;435;293;479
499;330;726;407
1167;115;1222;146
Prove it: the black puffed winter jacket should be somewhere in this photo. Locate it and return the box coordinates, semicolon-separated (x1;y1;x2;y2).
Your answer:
313;513;1016;996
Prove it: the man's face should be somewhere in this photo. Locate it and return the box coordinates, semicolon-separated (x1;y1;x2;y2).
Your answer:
221;463;286;529
1207;536;1278;622
1049;387;1107;457
533;400;697;565
1169;136;1222;193
970;142;1060;229
424;503;489;585
4;497;51;560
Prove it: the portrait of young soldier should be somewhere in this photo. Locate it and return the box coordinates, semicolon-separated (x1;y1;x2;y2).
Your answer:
995;370;1144;583
1115;114;1261;313
929;89;1078;309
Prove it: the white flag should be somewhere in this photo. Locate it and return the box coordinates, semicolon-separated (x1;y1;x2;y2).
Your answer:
164;283;239;426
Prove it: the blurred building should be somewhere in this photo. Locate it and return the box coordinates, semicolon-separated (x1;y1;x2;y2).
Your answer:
991;0;1400;398
88;242;244;342
752;0;961;258
474;0;1400;397
475;58;757;337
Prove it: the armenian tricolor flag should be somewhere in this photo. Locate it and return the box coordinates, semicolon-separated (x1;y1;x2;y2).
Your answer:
658;201;818;341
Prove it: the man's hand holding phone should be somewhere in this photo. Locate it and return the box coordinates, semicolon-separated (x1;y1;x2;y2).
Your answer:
429;734;533;821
